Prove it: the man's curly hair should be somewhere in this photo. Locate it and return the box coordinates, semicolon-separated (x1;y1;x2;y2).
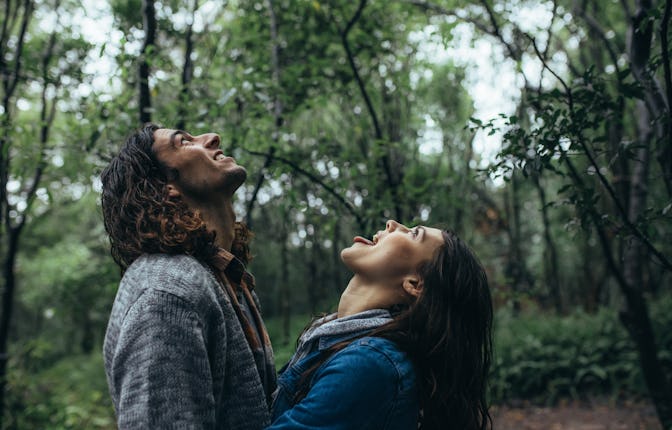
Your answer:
101;123;219;272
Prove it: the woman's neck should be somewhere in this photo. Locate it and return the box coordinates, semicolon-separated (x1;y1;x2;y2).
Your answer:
337;276;405;318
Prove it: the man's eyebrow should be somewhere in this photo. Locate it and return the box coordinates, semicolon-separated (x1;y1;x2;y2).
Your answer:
169;129;188;146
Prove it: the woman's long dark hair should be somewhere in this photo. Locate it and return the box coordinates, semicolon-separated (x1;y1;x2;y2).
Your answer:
381;230;493;430
100;123;253;271
296;230;493;430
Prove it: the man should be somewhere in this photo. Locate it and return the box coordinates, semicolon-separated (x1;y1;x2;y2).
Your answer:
101;123;275;429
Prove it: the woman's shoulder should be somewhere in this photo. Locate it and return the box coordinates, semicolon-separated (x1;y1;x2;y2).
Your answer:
330;336;415;379
344;336;405;355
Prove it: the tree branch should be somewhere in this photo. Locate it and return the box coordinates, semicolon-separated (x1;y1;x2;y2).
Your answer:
529;36;672;272
620;0;633;20
16;0;60;233
5;0;32;103
479;0;520;61
405;0;491;34
340;0;382;139
1;0;32;232
573;5;622;76
541;0;559;62
245;149;365;229
338;1;403;220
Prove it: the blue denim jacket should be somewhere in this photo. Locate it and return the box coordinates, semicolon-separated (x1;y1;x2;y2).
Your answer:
268;334;419;429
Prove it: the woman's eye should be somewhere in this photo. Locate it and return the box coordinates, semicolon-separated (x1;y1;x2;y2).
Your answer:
181;139;192;145
411;228;418;237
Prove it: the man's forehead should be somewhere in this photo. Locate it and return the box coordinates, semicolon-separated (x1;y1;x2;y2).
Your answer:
152;128;181;150
154;128;176;141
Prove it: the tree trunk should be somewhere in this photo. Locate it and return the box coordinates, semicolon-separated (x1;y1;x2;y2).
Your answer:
620;100;672;428
504;173;533;314
629;0;670;196
246;0;282;229
562;144;672;428
581;232;606;312
332;220;343;296
0;228;20;430
138;0;156;124
622;3;672;425
280;217;290;346
0;0;33;232
306;243;319;314
177;0;198;130
533;175;562;313
659;0;672;196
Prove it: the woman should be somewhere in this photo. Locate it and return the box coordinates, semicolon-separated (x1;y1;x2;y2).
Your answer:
269;220;493;430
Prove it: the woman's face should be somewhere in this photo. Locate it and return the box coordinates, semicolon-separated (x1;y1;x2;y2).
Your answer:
341;220;444;284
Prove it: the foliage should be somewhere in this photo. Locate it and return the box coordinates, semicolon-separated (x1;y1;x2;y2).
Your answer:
16;191;118;356
264;313;317;369
1;0;671;427
491;294;672;405
4;353;115;430
6;296;671;429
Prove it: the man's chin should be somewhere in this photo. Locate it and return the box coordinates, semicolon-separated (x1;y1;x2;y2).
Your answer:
228;167;248;192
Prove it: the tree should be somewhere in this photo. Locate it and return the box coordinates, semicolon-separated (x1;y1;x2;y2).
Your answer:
138;0;156;123
0;0;92;424
457;0;672;423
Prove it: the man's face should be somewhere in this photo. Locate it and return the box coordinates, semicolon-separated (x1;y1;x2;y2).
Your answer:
152;128;247;201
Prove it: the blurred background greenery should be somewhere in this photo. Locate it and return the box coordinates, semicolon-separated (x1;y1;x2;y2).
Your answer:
1;0;671;428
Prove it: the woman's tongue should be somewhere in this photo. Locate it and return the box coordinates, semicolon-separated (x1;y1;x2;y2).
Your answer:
353;236;374;245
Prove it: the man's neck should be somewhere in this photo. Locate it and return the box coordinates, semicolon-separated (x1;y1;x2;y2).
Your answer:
186;196;237;251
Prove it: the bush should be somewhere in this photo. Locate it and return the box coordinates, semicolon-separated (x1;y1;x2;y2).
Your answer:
265;313;314;370
6;296;671;428
490;294;672;404
5;353;115;429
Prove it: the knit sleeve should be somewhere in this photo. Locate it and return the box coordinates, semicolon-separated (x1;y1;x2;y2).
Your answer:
107;289;217;429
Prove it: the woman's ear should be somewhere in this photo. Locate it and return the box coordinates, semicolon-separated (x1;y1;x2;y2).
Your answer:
166;184;181;198
402;276;424;298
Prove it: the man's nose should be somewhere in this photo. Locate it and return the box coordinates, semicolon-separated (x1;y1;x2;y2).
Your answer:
202;133;220;149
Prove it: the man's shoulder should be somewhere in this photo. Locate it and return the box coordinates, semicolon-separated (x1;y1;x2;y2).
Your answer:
120;253;221;308
128;253;208;275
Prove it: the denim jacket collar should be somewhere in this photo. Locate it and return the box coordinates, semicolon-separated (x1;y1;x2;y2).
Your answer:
286;309;393;368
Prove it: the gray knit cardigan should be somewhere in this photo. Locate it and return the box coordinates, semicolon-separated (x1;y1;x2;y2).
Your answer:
103;254;273;429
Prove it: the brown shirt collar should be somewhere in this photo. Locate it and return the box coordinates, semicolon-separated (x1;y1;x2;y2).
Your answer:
210;248;255;291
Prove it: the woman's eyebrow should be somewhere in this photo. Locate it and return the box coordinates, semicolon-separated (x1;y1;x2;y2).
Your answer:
418;226;426;241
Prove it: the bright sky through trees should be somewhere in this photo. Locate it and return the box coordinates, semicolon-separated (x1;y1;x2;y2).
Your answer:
72;0;558;170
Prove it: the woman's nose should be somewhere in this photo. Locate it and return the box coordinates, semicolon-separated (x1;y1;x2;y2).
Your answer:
386;220;401;231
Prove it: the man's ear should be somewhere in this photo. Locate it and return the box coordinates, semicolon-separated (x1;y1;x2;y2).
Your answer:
402;276;424;298
166;184;181;198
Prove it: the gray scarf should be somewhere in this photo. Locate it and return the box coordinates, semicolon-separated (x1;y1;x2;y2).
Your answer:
288;309;393;368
